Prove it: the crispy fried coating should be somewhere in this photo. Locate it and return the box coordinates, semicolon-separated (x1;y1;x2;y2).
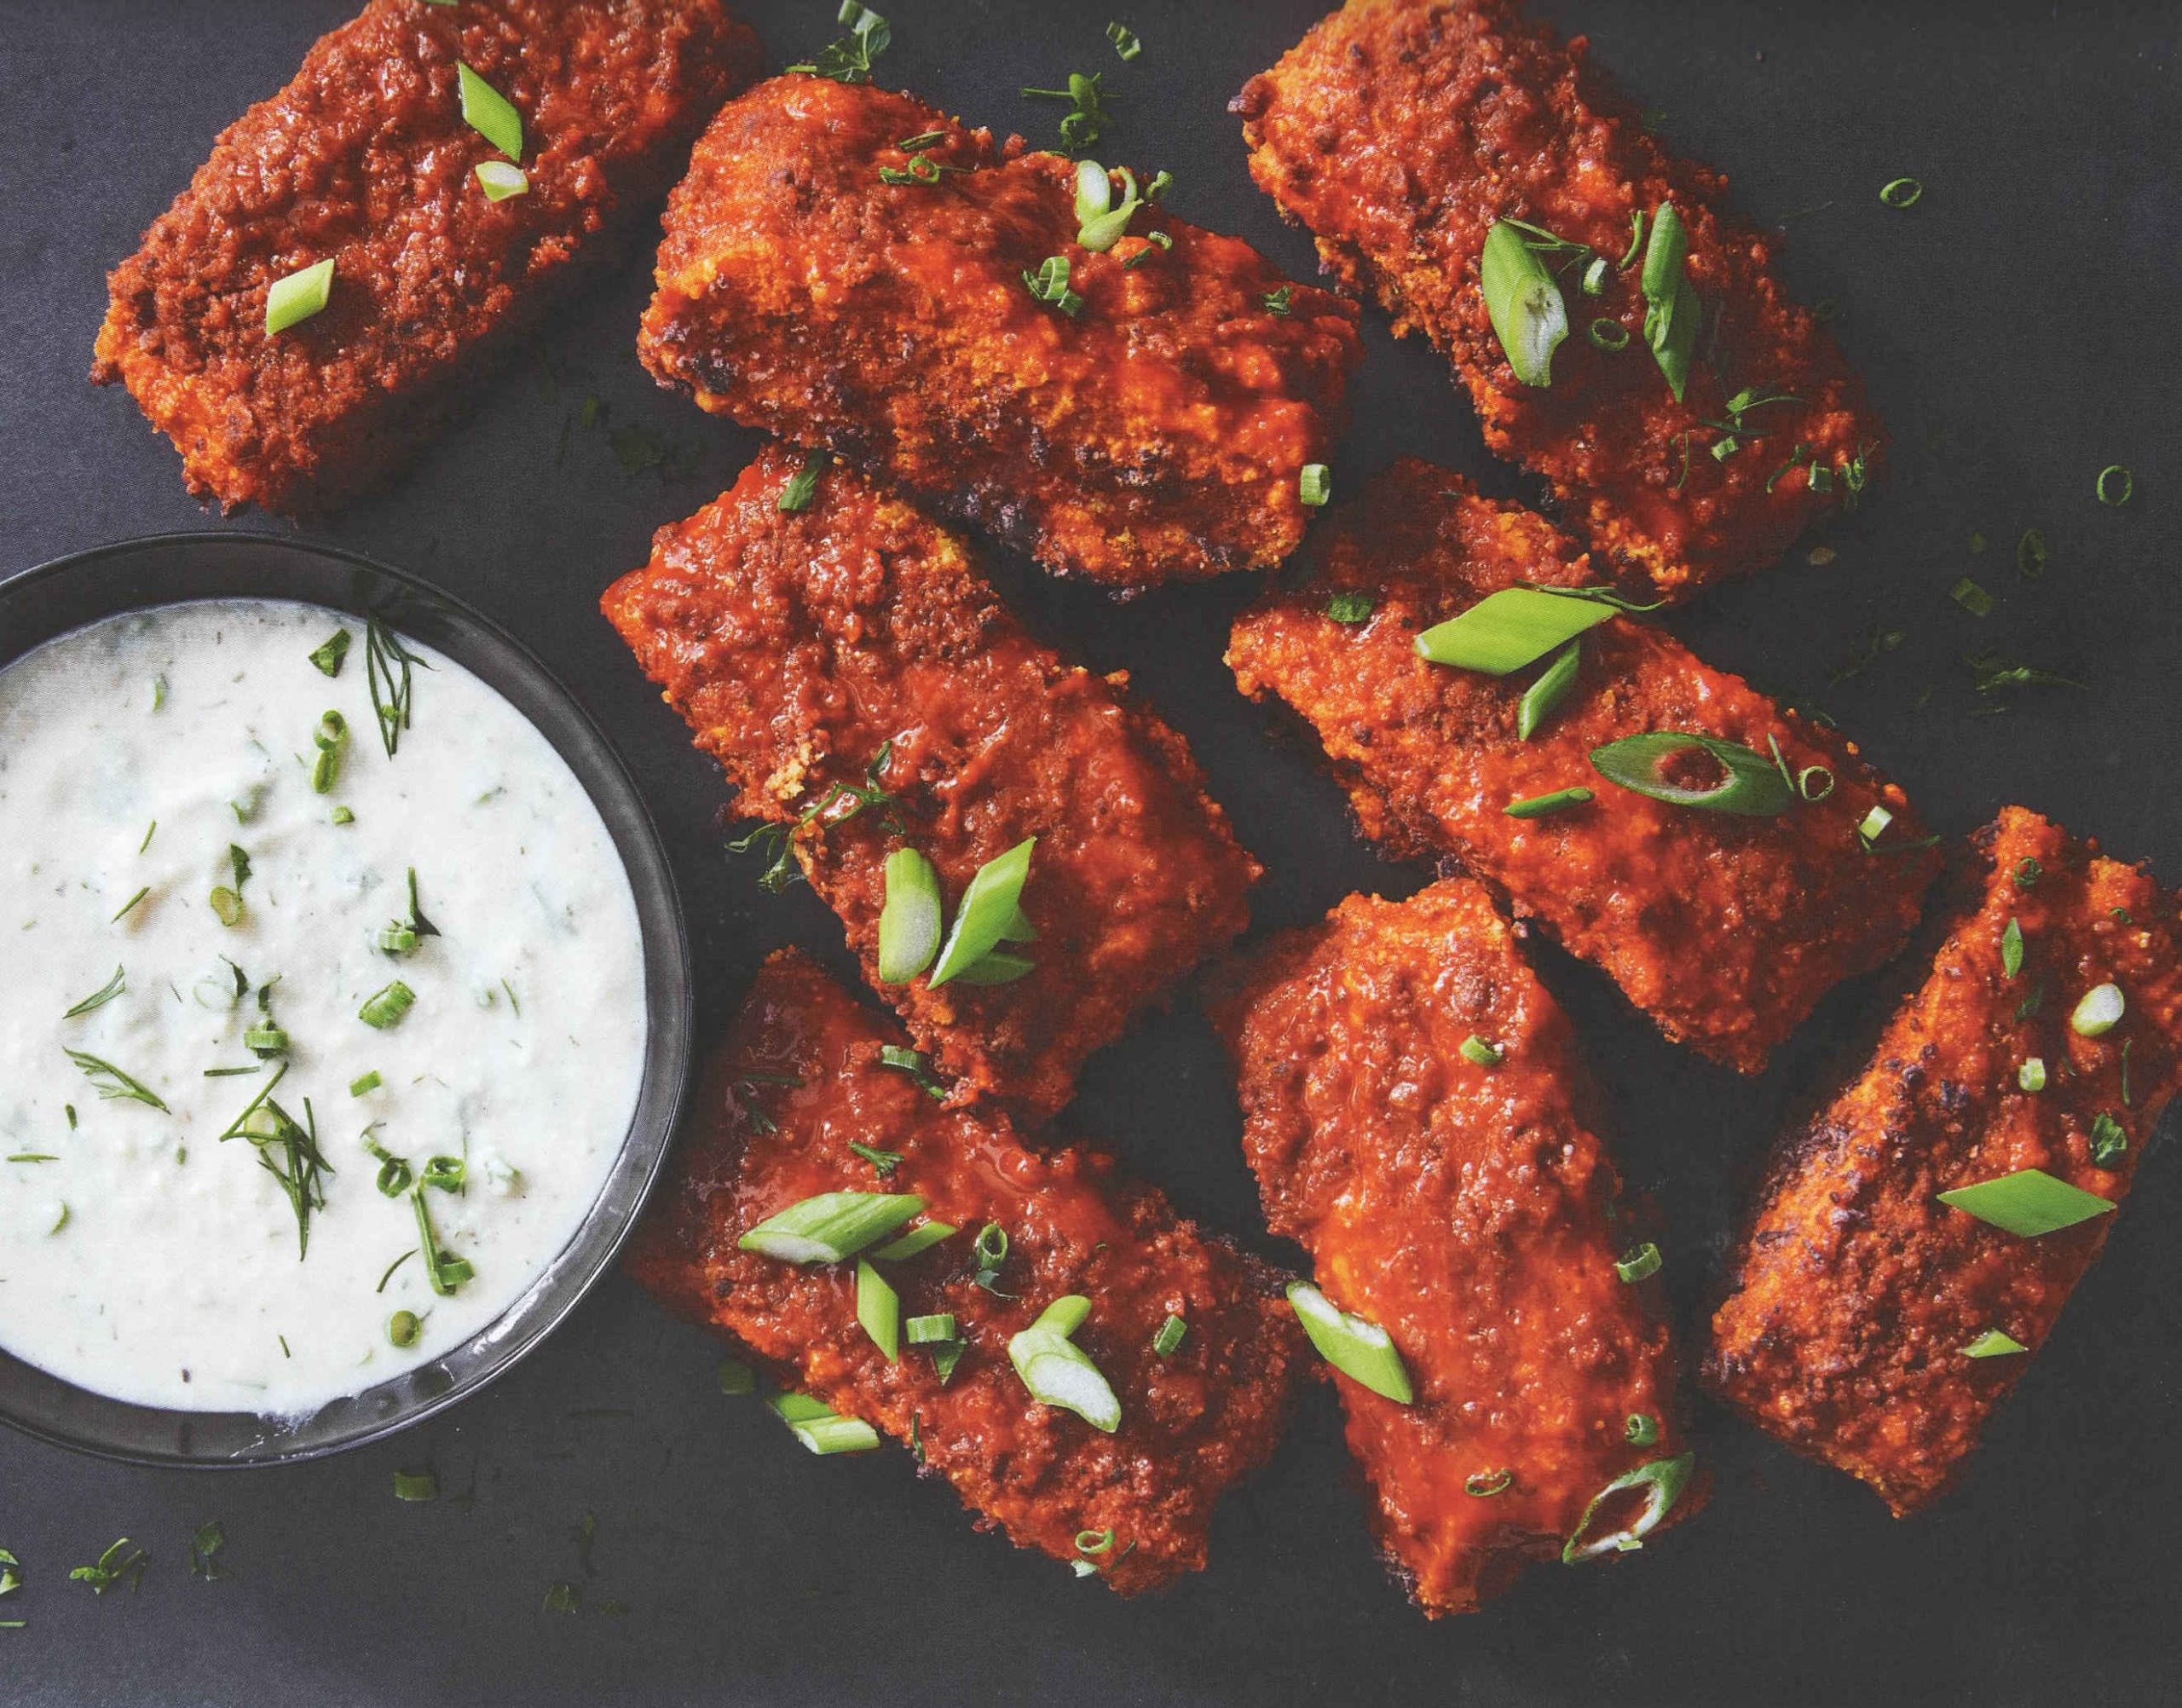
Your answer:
603;447;1260;1122
1227;459;1937;1072
1209;880;1696;1615
92;0;760;514
626;949;1307;1592
1234;0;1882;600
1706;809;2182;1515
637;75;1360;591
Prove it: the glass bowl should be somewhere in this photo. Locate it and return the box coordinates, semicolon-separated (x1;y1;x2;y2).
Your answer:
0;532;693;1467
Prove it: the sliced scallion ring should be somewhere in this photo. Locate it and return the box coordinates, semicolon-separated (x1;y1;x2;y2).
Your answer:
1008;1295;1122;1433
738;1191;926;1265
1615;1243;1662;1283
1481;221;1568;388
2096;465;2133;506
877;847;943;984
1586;316;1631;351
264;258;334;337
1416;586;1616;675
1300;463;1332;507
1465;1469;1513;1497
1285;1280;1412;1404
1590;732;1794;816
1561;1452;1695;1563
930;838;1036;987
855;1260;900;1361
474;161;528;201
2070;981;2124;1036
770;1392;880;1455
2018;1057;2046;1093
1879;176;1924;209
1625;1411;1660;1446
457;61;522;160
905;1313;957;1346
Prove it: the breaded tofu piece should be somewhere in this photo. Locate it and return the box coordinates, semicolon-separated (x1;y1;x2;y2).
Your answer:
603;447;1261;1122
637;75;1360;591
1234;0;1882;600
1227;459;1937;1072
626;949;1307;1593
92;0;760;514
1707;808;2182;1515
1209;880;1698;1616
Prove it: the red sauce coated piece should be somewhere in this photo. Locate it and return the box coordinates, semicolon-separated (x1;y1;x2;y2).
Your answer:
1707;808;2182;1515
1228;459;1937;1072
92;0;760;515
1209;880;1696;1616
603;447;1260;1122
626;949;1307;1592
638;75;1360;591
1234;0;1883;600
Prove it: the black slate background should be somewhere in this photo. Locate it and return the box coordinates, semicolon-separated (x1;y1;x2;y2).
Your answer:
3;2;2178;1703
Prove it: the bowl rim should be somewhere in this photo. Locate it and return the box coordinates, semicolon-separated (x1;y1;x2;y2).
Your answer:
0;528;695;1469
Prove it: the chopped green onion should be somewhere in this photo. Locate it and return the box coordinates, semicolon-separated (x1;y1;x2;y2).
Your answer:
1879;176;1923;208
1009;1296;1122;1432
2070;982;2124;1036
419;1153;465;1193
265;258;335;336
1581;255;1609;296
359;980;416;1030
856;1260;901;1361
770;1392;881;1455
1962;1330;2027;1358
877;1045;950;1099
906;1313;957;1346
950;949;1035;986
1625;1411;1660;1446
393;1470;438;1503
1520;638;1584;739
412;1188;475;1295
1152;1313;1186;1358
1640;202;1687;301
1505;786;1593;820
2000;917;2024;979
309;630;350;677
456;61;522;159
2096;465;2133;506
2089;1111;2128;1168
474;161;528;201
1636;203;1696;401
1587;316;1631;351
717;1358;756;1394
1263;284;1293;316
2018;1057;2046;1093
930;839;1036;988
63;966;127;1019
1074;159;1112;222
2017;528;2047;579
1024;255;1084;317
878;848;944;984
739;1191;926;1264
1106;20;1140;60
331;806;355;826
387;1311;422;1349
1561;1453;1695;1563
870;1219;956;1261
1796;765;1835;800
1459;1035;1504;1067
777;448;826;512
1590;732;1793;816
1465;1469;1514;1497
69;1538;147;1595
1949;577;1994;617
1285;1281;1412;1404
1615;1243;1661;1283
1938;1168;2115;1237
1481;221;1568;388
1416;586;1616;675
1327;591;1374;625
1300;464;1332;507
2013;857;2043;890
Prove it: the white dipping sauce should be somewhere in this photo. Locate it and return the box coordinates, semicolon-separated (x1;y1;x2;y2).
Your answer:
0;600;646;1416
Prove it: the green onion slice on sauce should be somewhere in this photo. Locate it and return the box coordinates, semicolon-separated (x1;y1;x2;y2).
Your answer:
1481;221;1568;388
2000;917;2025;979
855;1260;900;1361
1615;1242;1662;1283
1009;1295;1122;1433
770;1392;880;1456
2089;1112;2127;1168
2070;982;2124;1036
2018;1058;2046;1093
457;61;522;161
906;1313;957;1346
1638;203;1697;401
1300;464;1332;508
1519;639;1583;740
1459;1034;1504;1067
930;839;1035;988
1561;1453;1696;1563
1327;591;1374;625
1505;786;1593;821
1625;1411;1660;1446
1416;587;1616;675
1286;1281;1412;1404
265;259;334;337
1962;1330;2028;1359
1937;1168;2114;1237
869;1218;957;1261
474;161;528;201
1590;732;1794;816
1152;1313;1186;1358
878;847;944;984
740;1192;926;1265
1466;1469;1515;1497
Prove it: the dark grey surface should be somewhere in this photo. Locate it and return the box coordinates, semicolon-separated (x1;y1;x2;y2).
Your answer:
2;1;2177;1702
